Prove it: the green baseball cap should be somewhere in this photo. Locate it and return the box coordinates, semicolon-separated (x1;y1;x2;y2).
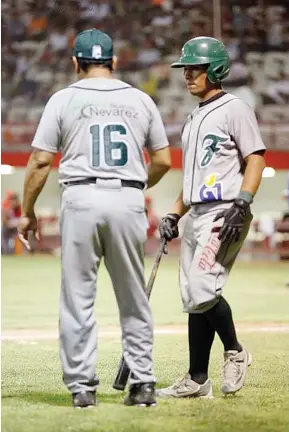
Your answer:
73;29;113;61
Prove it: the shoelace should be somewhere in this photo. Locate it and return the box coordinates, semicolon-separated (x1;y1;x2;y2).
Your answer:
223;357;241;381
170;376;186;390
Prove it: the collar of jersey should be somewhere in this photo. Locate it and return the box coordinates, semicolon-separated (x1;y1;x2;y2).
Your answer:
70;78;132;90
198;91;227;108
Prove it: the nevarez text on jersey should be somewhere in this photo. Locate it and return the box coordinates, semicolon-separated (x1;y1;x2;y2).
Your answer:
78;104;139;120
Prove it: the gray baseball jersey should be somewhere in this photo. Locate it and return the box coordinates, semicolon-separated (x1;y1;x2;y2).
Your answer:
181;92;266;206
31;78;169;184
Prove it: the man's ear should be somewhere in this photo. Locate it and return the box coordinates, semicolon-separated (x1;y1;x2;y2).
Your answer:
112;55;118;71
72;56;80;74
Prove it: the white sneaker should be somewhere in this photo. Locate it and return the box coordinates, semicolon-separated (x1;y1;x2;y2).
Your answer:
221;348;252;395
156;374;213;399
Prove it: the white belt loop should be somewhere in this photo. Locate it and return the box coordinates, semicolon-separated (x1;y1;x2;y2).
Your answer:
95;178;122;189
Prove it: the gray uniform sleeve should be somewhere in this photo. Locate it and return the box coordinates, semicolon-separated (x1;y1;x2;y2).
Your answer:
142;94;169;151
230;99;266;159
31;92;62;153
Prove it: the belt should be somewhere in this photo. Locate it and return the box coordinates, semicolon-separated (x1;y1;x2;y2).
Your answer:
63;178;145;190
191;199;235;206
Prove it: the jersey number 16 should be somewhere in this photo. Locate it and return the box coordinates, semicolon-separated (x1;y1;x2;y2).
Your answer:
90;123;128;167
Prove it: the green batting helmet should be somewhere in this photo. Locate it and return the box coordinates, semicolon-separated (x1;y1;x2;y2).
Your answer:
171;36;230;83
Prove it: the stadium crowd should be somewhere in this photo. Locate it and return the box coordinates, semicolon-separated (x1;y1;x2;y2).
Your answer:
2;0;289;146
2;1;289;258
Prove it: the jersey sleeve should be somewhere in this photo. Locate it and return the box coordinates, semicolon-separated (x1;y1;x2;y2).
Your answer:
229;99;266;159
142;94;169;151
31;92;62;153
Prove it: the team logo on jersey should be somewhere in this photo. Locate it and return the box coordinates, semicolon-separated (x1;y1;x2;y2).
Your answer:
200;134;227;168
199;173;223;202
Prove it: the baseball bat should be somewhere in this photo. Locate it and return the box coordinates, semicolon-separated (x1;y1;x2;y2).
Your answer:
112;238;168;391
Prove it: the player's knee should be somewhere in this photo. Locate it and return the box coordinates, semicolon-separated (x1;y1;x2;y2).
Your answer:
182;284;222;313
185;298;220;313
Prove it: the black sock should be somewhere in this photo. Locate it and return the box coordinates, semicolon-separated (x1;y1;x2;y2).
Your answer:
188;313;215;384
204;297;242;352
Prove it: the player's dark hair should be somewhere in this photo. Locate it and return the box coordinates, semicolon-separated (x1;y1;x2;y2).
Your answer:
76;59;113;73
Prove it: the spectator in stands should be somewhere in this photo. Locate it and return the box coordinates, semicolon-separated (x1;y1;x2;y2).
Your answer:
225;53;249;84
1;191;22;255
27;10;48;40
49;25;70;53
16;51;30;75
7;11;26;42
137;37;161;67
114;44;136;71
81;0;111;21
151;9;173;27
222;32;240;62
140;70;160;104
231;5;249;38
264;71;289;105
2;44;17;76
227;75;257;111
2;0;289;145
266;5;286;50
164;108;183;147
33;83;52;105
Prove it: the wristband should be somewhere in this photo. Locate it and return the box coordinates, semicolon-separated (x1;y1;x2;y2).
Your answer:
237;191;253;204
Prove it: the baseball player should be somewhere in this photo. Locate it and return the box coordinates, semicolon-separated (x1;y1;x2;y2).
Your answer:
157;37;266;398
17;29;171;408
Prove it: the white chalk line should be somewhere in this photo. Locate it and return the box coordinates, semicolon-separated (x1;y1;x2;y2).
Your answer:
2;325;289;342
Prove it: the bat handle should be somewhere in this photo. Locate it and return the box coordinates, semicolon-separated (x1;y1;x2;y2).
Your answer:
162;238;168;254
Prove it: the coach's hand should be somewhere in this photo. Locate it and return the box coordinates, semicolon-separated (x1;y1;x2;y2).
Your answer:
159;213;180;241
213;199;251;243
18;212;39;251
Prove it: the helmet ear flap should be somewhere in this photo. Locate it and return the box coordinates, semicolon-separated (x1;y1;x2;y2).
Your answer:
207;64;218;83
207;60;230;83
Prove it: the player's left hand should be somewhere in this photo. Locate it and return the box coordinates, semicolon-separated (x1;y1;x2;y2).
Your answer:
18;212;39;251
213;199;251;243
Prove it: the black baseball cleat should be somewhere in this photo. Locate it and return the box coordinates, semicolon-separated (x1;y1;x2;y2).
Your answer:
72;391;97;408
124;383;157;407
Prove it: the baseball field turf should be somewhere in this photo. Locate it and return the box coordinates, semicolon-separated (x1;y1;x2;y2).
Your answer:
2;255;289;432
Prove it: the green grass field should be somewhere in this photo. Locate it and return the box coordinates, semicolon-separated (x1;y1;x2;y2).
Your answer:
2;256;289;432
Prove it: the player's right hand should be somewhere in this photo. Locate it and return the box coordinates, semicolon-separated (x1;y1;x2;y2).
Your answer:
18;213;39;251
159;213;180;241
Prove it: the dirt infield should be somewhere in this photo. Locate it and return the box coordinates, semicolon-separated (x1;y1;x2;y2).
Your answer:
2;322;289;341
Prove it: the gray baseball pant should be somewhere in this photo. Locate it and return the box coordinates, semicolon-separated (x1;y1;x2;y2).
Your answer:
180;201;253;313
59;180;155;394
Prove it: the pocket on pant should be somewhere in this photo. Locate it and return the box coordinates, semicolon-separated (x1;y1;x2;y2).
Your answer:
64;201;93;211
130;206;146;214
130;209;148;241
216;215;252;268
61;185;98;210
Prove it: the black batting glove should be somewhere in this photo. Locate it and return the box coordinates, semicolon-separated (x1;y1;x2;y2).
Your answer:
159;213;180;241
213;199;251;243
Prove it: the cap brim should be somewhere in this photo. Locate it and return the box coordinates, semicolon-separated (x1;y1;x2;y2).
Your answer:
75;56;113;61
171;57;214;68
170;62;186;68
